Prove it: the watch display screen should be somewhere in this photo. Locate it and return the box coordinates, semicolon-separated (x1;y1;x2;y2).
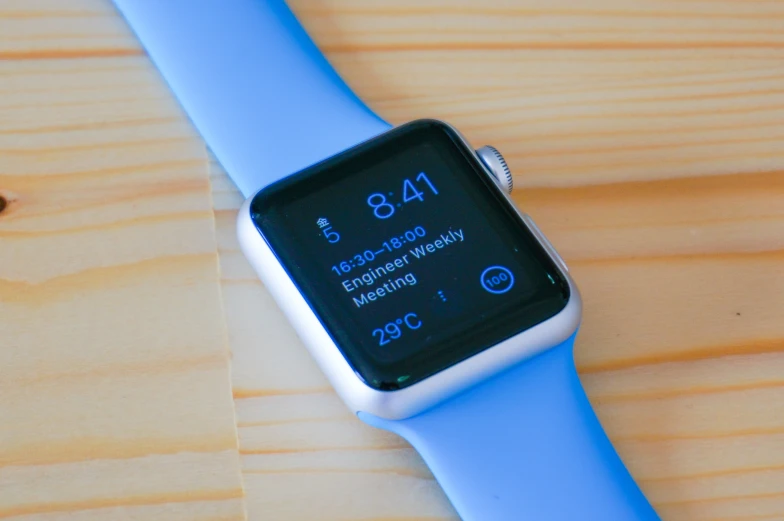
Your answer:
251;120;569;390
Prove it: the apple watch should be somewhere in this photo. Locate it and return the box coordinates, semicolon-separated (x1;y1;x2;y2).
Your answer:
113;1;661;519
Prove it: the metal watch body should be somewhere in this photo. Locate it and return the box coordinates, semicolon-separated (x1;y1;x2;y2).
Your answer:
237;120;581;420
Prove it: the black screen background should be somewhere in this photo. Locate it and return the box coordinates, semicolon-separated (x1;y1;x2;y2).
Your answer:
251;121;569;390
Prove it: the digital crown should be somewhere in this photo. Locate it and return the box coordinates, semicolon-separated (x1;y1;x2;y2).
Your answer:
476;145;513;194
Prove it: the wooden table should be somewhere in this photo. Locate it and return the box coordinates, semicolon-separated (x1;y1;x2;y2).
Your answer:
2;1;783;520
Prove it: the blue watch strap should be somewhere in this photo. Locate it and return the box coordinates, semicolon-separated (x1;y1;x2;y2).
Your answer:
360;335;661;521
114;3;658;518
112;0;391;197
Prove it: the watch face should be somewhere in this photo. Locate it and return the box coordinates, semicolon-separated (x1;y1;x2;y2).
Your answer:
250;120;569;391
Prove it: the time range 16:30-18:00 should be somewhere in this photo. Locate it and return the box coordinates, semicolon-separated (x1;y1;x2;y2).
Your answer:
331;226;426;276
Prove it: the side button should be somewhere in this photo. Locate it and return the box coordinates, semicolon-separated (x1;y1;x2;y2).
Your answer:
521;214;569;273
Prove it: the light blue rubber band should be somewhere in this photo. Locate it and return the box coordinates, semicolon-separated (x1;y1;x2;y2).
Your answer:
114;2;658;518
360;334;661;521
112;0;391;197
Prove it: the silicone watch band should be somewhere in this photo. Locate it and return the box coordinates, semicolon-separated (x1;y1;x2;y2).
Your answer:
360;334;661;521
115;2;658;518
112;0;391;197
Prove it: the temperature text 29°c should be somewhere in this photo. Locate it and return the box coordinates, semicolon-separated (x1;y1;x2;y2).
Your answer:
372;312;422;346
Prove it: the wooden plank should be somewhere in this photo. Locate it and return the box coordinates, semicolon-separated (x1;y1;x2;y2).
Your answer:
3;0;783;520
214;1;784;520
0;1;245;519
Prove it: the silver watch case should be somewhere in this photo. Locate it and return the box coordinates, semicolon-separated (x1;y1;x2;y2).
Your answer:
236;122;582;420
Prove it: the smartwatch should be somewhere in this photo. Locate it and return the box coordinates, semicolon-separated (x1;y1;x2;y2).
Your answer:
113;1;661;519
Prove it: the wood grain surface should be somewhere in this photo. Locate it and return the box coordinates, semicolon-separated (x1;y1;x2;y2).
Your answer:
0;1;245;519
3;1;784;521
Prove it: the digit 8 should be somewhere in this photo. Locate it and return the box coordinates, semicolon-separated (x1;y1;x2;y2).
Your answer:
367;193;395;219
